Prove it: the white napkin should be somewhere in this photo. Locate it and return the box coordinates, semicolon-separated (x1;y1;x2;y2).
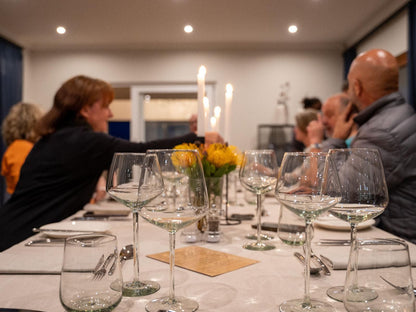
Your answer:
84;201;130;215
320;244;416;270
0;250;63;274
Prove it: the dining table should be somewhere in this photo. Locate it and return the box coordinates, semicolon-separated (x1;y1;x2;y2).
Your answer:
0;192;415;312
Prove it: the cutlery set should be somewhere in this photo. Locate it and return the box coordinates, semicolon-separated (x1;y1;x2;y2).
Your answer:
294;252;331;275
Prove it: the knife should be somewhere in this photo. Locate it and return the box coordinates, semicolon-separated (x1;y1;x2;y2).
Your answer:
25;238;65;246
32;227;94;233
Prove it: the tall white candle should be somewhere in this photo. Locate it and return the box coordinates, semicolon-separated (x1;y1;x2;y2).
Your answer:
197;65;206;136
214;106;221;133
224;83;233;143
203;96;210;132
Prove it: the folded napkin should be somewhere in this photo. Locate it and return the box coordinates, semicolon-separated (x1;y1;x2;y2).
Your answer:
84;201;130;216
320;244;416;270
0;250;63;274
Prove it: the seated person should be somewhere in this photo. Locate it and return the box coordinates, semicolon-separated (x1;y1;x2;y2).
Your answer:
0;75;223;251
1;102;43;201
294;109;319;152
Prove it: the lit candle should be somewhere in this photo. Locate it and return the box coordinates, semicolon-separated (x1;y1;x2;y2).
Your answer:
210;116;217;131
224;83;233;143
197;65;206;136
214;106;221;132
203;96;210;132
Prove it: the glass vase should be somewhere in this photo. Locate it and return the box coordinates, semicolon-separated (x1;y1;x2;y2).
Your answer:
205;176;224;243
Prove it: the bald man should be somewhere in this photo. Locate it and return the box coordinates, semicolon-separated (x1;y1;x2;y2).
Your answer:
307;93;350;146
325;49;416;243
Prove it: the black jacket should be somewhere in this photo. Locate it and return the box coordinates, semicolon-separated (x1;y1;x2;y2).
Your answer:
0;121;200;251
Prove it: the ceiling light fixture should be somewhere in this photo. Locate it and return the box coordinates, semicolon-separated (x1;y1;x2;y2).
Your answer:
56;26;66;35
184;25;193;33
288;25;298;34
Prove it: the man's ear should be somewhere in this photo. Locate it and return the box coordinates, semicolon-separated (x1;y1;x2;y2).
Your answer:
354;79;362;97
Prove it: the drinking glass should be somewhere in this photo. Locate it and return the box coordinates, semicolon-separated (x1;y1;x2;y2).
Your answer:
239;150;278;250
344;239;414;311
60;234;122;311
326;148;389;301
275;152;341;312
139;149;208;312
106;153;161;296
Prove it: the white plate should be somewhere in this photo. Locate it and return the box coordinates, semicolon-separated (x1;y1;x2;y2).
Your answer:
314;215;375;231
39;221;111;238
84;201;131;216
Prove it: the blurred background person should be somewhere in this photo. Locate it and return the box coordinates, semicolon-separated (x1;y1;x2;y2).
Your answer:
188;114;197;133
1;102;43;202
294;108;319;151
302;97;322;110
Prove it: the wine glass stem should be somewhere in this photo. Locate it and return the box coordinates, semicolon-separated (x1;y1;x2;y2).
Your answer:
132;210;140;282
169;231;176;302
303;219;313;306
350;223;359;288
256;193;262;244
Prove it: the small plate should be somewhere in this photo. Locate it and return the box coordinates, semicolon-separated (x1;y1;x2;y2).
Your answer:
39;221;111;238
84;201;130;216
314;215;375;231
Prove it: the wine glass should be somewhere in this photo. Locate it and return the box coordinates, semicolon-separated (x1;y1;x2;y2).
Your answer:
344;239;414;311
326;148;389;302
139;149;208;312
275;152;341;312
106;153;161;297
239;150;278;251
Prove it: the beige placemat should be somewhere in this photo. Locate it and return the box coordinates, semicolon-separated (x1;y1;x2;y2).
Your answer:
147;246;259;277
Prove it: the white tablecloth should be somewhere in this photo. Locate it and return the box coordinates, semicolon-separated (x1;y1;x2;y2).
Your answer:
0;194;413;312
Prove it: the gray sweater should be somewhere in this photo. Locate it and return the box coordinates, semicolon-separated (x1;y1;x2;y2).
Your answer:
322;92;416;243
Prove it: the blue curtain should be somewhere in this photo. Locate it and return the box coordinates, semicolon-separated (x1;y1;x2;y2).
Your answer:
408;0;416;109
342;47;357;80
0;37;23;204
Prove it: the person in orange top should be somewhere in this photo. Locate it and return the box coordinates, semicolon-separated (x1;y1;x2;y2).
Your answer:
1;102;43;200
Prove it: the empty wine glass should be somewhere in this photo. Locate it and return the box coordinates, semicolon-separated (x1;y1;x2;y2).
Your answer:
275;152;341;312
239;150;278;250
326;148;389;302
106;153;161;296
344;239;414;311
139;149;208;312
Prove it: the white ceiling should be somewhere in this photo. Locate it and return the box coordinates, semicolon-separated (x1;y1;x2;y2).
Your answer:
0;0;409;51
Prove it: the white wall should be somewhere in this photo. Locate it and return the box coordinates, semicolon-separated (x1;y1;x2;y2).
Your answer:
357;8;407;56
22;49;343;150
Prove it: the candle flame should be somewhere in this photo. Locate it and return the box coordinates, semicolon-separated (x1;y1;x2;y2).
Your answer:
198;65;207;77
226;83;233;93
210;116;217;128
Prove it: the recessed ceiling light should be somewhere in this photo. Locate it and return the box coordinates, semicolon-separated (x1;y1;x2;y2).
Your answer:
288;25;298;34
56;26;66;35
184;25;193;33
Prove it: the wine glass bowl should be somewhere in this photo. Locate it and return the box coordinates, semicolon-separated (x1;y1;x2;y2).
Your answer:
239;150;278;250
139;149;208;312
325;148;389;302
106;153;161;297
275;152;341;312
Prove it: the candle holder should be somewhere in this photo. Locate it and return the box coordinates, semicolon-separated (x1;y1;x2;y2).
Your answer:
220;173;241;226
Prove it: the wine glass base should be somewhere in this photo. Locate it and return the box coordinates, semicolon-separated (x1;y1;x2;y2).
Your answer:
326;286;344;302
246;233;274;240
345;286;378;302
280;298;335;312
243;241;275;251
145;296;199;312
122;280;160;297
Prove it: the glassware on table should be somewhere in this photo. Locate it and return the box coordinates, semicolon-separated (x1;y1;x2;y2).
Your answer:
278;204;307;246
275;152;341;312
325;148;389;302
239;149;278;250
60;234;122;312
106;153;160;297
344;238;414;311
139;149;208;312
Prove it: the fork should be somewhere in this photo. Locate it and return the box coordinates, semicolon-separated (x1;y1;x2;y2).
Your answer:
93;253;115;280
380;276;416;296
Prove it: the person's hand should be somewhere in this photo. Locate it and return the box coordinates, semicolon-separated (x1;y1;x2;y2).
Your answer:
91;175;107;203
204;131;224;145
307;114;325;145
332;102;357;140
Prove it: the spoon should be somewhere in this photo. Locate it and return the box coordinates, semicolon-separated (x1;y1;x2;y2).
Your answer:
294;252;322;275
108;244;134;275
